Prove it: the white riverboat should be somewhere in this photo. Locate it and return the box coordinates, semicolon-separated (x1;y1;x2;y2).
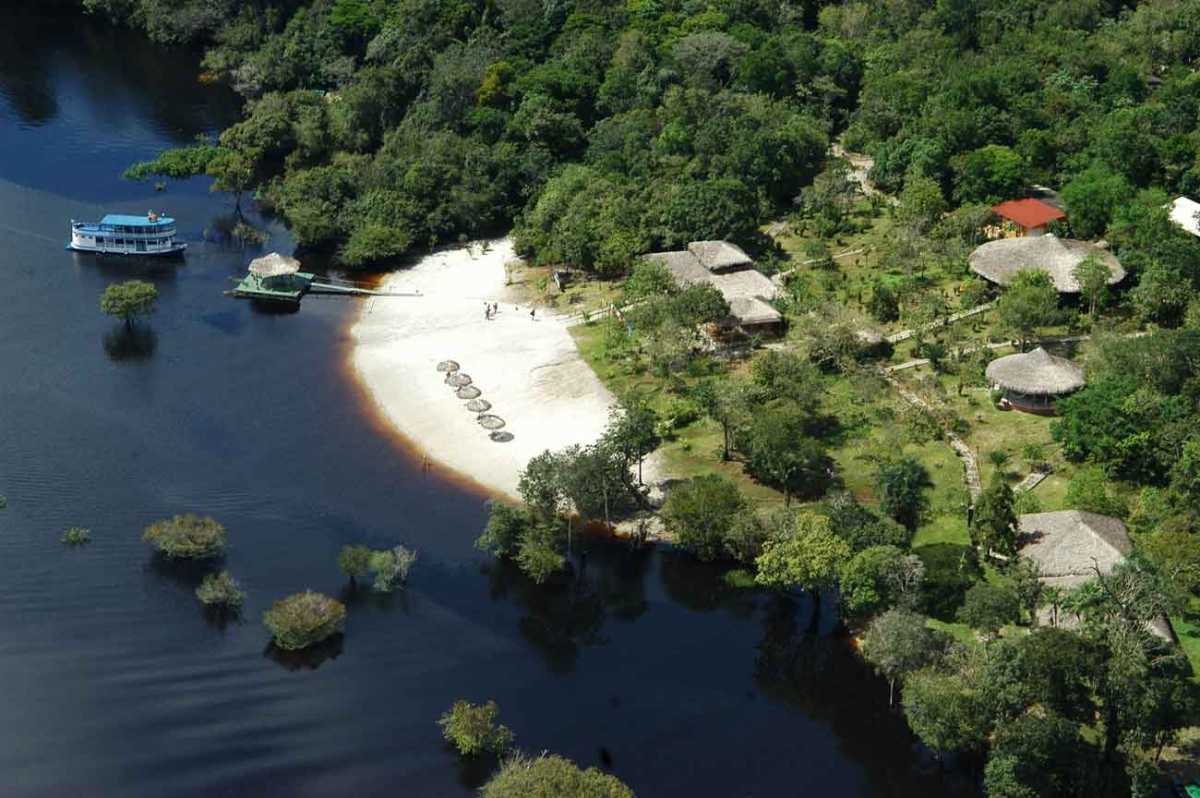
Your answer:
68;211;185;255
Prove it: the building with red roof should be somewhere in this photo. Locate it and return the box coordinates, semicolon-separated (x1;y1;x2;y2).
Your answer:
991;198;1066;237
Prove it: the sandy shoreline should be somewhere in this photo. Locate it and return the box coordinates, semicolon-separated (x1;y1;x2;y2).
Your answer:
349;239;623;500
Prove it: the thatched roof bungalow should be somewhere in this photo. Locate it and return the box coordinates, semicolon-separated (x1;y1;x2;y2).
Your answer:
1018;510;1173;641
644;241;782;333
985;347;1084;414
968;234;1125;293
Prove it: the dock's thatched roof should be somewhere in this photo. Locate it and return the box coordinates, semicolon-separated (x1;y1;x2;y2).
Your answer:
249;252;301;277
688;240;753;273
985;347;1085;396
1019;510;1131;590
968;234;1124;292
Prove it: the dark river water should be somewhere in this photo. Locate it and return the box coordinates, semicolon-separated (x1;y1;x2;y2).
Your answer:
0;11;974;798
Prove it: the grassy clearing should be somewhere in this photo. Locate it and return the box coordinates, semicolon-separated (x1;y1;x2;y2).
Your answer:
1174;608;1200;681
571;321;788;505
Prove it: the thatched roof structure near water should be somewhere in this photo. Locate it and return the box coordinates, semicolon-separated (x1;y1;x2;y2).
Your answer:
249;252;301;277
968;234;1124;293
1018;510;1174;641
1019;510;1131;590
985;347;1085;396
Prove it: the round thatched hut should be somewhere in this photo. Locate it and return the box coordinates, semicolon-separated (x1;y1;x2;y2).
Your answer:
968;234;1124;293
985;346;1084;414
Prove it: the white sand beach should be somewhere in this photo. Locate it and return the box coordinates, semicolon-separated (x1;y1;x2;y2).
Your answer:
350;239;623;499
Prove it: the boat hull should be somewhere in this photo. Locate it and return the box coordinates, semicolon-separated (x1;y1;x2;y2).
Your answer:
66;242;187;256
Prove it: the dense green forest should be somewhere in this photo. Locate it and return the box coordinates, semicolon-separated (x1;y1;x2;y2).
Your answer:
94;0;1200;279
84;1;1200;796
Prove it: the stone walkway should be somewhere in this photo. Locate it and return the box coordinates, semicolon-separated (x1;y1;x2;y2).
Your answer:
881;370;983;503
885;301;995;344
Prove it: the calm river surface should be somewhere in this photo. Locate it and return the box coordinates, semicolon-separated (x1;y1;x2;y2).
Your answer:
0;12;972;797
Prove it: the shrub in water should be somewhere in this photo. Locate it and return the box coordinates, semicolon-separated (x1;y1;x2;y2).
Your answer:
195;571;244;609
61;527;91;546
481;752;634;798
142;514;226;559
438;699;514;756
370;545;417;592
263;591;346;651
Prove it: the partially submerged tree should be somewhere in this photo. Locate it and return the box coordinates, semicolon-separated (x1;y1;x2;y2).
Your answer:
60;527;91;546
481;752;635;798
195;570;244;610
369;545;417;592
754;512;851;596
860;608;948;706
142;514;227;559
338;544;372;586
437;699;513;757
100;280;158;329
660;474;745;561
263;591;346;651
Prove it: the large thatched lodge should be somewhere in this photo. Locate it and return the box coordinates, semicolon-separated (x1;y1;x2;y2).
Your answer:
968;234;1125;293
1018;510;1173;641
985;346;1084;414
643;241;783;334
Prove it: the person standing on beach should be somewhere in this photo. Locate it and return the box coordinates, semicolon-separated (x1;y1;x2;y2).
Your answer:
530;308;535;320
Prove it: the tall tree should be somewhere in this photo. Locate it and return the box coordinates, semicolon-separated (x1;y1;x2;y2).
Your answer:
99;280;158;329
754;512;851;596
860;608;948;706
994;270;1060;350
1072;254;1112;318
971;474;1018;558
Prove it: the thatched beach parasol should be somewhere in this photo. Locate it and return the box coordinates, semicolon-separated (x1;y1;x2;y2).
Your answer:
985;347;1084;397
968;235;1124;292
248;252;301;277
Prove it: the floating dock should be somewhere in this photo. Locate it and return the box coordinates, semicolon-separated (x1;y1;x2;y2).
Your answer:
228;252;418;304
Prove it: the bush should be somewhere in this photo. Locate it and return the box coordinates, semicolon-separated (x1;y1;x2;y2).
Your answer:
917;544;982;620
481;752;634;798
142;514;227;559
61;527;91;546
438;700;514;757
195;570;244;609
660;475;745;561
338;544;372;584
369;545;417;591
263;591;346;651
956;582;1020;635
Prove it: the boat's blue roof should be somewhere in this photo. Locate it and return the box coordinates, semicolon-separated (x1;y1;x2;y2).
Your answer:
100;214;175;226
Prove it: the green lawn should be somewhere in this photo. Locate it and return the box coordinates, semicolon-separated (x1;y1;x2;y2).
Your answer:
1173;610;1200;681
